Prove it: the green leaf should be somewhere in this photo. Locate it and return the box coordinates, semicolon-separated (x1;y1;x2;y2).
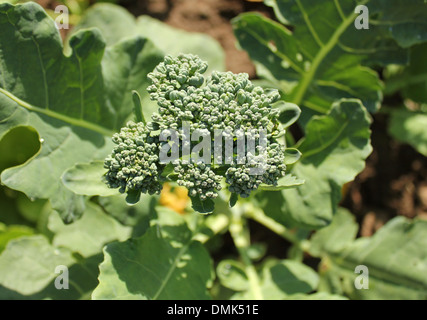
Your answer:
232;259;319;299
0;126;40;173
318;217;427;300
48;202;132;257
258;173;305;191
0;235;74;295
388;108;427;156
125;189;141;205
284;148;302;165
257;99;372;229
0;223;33;253
217;259;249;292
191;196;215;214
229;193;238;208
16;193;48;224
385;43;427;103
0;2;163;223
309;207;359;257
260;260;318;299
0;235;102;299
98;193;158;229
92;221;213;299
71;3;225;72
62;161;117;197
132;90;145;124
233;0;427;115
274;101;301;128
69;3;137;47
367;0;427;48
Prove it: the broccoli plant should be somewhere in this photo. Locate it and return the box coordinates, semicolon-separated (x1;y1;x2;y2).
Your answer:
103;54;301;213
1;1;427;302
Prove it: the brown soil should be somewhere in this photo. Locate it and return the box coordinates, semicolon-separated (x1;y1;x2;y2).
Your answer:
341;113;427;236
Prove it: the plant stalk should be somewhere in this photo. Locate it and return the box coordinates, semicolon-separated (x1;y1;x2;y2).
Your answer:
229;206;263;300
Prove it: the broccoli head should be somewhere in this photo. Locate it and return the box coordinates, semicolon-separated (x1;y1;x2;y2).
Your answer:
104;53;295;212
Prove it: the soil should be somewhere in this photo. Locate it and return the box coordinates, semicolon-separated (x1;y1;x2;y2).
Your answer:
341;113;427;236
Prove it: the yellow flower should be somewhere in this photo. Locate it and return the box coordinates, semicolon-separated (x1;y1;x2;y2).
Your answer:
159;183;189;214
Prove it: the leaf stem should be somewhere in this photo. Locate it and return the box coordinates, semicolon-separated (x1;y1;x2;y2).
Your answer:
243;203;310;252
290;0;368;106
229;205;263;300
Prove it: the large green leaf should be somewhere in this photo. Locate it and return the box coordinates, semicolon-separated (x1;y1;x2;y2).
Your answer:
388;108;427;156
233;0;427;115
0;2;163;222
71;3;225;72
256;99;372;229
48;202;132;257
92;208;213;300
0;235;101;299
61;161;117;197
311;213;427;300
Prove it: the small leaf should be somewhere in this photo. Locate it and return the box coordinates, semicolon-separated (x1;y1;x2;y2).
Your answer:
62;161;117;197
284;148;301;165
125;189;141;205
229;193;238;208
190;196;215;214
275;101;301;128
217;259;248;292
247;243;267;261
132;90;145;124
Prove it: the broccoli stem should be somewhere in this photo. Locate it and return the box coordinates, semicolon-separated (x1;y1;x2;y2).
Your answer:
229;205;264;300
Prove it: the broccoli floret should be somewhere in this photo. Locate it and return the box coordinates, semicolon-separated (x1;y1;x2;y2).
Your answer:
175;162;223;201
104;121;163;195
105;53;293;211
